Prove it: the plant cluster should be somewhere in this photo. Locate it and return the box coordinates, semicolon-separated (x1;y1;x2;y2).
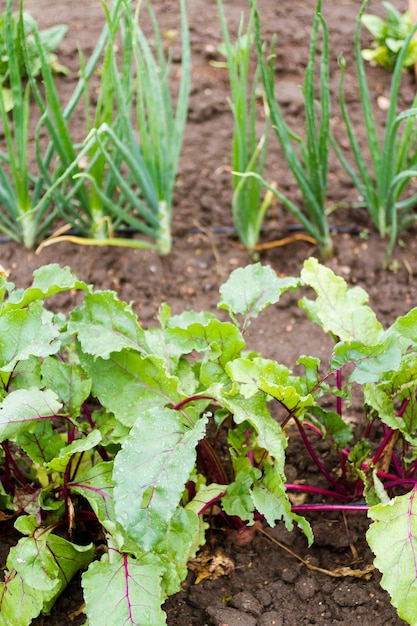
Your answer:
1;261;417;624
0;0;189;253
1;0;417;263
244;0;417;264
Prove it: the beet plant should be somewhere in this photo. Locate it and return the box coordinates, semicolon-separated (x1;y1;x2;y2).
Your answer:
1;260;417;625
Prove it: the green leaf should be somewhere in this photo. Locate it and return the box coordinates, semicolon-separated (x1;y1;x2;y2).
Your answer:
0;303;60;371
69;461;115;529
296;355;321;393
308;406;353;449
11;355;42;391
79;351;182;427
41;357;91;418
367;488;417;625
38;24;68;55
2;264;89;313
0;388;62;442
82;551;166;626
222;462;261;524
391;307;417;344
114;407;207;550
167;318;245;385
220;392;287;475
361;14;386;40
252;463;313;543
0;516;94;623
227;357;314;417
364;357;417;444
0;569;46;625
46;429;102;472
16;419;65;466
69;291;149;358
11;518;93;594
300;258;383;344
156;507;204;597
218;262;300;331
331;334;402;384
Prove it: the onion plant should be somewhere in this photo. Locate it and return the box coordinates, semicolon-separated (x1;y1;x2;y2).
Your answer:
35;0;136;245
0;0;116;248
250;0;333;260
0;0;189;253
0;0;63;248
332;0;417;265
43;0;190;254
217;0;271;253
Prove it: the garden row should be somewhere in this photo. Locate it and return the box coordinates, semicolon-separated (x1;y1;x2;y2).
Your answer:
1;259;417;624
1;0;417;265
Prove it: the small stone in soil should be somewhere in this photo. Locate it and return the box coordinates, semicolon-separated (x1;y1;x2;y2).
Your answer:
206;606;257;626
333;583;369;607
257;610;284;626
255;587;273;608
295;575;318;600
230;591;263;616
281;567;299;583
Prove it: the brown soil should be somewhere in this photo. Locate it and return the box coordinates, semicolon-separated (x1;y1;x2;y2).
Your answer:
1;0;416;624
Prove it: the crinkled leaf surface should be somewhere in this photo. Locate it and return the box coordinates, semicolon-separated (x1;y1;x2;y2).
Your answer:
300;257;383;344
252;464;313;543
167;319;245;361
146;307;218;364
0;515;94;624
156;507;203;597
222;463;261;524
69;462;116;535
220;392;287;475
168;309;218;328
367;487;417;625
390;308;417;345
69;291;149;358
114;407;208;551
40;357;91;418
218;262;300;331
166;319;243;355
79;351;182;427
82;551;166;626
331;334;402;384
16;419;65;466
226;357;314;417
167;319;245;385
0;388;62;442
364;358;417;444
0;569;46;626
2;264;89;313
46;429;102;472
0;303;60;371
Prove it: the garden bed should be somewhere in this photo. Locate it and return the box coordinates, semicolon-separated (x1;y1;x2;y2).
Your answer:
1;0;417;624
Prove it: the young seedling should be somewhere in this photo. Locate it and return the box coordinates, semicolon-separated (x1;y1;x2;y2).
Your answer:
361;1;417;71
